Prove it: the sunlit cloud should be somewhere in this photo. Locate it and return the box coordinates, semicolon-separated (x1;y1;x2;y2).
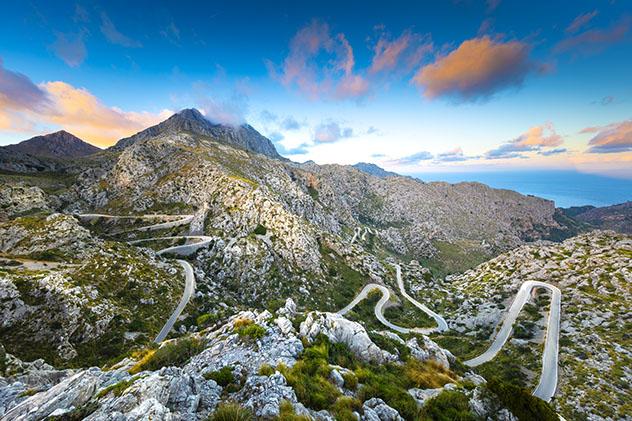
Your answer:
566;10;598;34
369;29;432;74
267;20;369;100
0;60;169;146
485;123;562;159
435;147;475;162
100;12;142;48
412;36;542;101
585;120;632;153
554;16;631;55
539;147;567;156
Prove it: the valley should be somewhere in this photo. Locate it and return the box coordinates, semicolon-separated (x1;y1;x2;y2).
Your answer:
0;110;629;421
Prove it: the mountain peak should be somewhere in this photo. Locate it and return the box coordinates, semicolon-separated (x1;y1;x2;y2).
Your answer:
113;108;281;159
2;130;100;159
353;162;398;178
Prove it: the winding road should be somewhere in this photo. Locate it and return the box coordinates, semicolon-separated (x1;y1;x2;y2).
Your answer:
342;227;561;402
77;213;207;343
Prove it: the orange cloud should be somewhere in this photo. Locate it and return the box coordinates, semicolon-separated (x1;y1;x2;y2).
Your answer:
566;10;598;34
369;30;432;74
413;36;538;101
586;120;632;153
486;123;562;159
555;17;631;55
41;82;171;147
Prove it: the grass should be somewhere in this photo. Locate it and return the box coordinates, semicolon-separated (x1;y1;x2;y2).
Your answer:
204;366;235;387
420;390;478;421
486;378;558;421
129;336;205;374
208;402;253;421
278;400;312;421
96;376;142;398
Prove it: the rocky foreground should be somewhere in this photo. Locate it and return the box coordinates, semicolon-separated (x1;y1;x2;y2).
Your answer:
1;299;549;420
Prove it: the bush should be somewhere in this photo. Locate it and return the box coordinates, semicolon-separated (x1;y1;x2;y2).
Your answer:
278;400;312;421
129;336;205;374
331;396;361;421
258;363;275;376
486;378;558;421
421;390;478;421
404;359;457;389
208;402;252;421
356;365;419;420
342;372;358;390
204;366;235;387
253;224;267;235
197;313;218;328
234;320;267;340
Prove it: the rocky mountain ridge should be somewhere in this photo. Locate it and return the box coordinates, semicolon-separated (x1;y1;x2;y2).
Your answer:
1;130;100;159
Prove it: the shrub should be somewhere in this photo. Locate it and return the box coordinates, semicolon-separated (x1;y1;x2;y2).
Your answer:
421;390;478;421
404;359;457;389
486;378;558;421
253;224;267;236
129;336;205;374
208;402;252;421
368;332;410;360
356;365;419;420
96;376;141;398
197;313;218;328
204;366;235;387
234;320;267;340
258;363;275;376
278;359;340;410
342;372;358;390
278;400;312;421
331;396;361;421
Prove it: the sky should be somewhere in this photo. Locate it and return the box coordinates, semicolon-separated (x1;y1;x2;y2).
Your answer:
1;0;631;178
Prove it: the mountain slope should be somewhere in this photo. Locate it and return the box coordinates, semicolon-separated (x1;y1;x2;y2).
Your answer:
353;162;397;178
112;108;281;159
567;201;632;234
2;131;100;159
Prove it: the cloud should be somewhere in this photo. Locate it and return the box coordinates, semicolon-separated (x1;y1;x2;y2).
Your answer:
100;12;142;48
51;31;87;67
595;95;615;106
198;96;247;126
0;58;50;114
268;132;284;142
161;22;181;46
554;17;631;55
268;20;368;100
435;147;473;162
0;61;169;145
485;123;563;159
566;10;598;34
413;36;540;101
275;142;310;156
539;147;567;156
281;116;303;130
313;120;354;143
388;150;433;165
41;81;171;146
486;0;501;13
369;29;432;74
586;120;632;153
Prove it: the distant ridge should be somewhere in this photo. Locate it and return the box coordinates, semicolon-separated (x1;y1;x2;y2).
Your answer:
353;162;398;178
2;130;100;159
112;108;281;159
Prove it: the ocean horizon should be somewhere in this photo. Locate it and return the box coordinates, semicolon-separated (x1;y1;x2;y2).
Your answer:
409;170;632;209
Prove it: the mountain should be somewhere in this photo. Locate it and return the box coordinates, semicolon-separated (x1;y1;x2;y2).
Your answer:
562;201;632;234
2;130;100;159
353;162;397;178
112;108;281;159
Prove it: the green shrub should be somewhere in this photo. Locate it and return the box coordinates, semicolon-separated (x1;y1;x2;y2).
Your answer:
18;388;39;397
486;378;558;421
197;313;218;328
356;365;419;420
277;400;312;421
208;402;253;421
331;396;361;421
342;372;358;390
258;363;275;376
96;376;141;398
204;366;235;387
421;390;478;421
129;336;205;374
234;320;267;340
253;224;267;235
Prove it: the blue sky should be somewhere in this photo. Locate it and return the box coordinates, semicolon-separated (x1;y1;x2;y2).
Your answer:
1;0;631;177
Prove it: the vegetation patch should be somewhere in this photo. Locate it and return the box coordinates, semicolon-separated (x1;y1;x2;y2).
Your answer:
233;319;267;340
129;336;205;374
208;402;253;421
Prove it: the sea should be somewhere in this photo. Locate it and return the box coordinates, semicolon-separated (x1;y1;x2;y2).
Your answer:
409;170;632;209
